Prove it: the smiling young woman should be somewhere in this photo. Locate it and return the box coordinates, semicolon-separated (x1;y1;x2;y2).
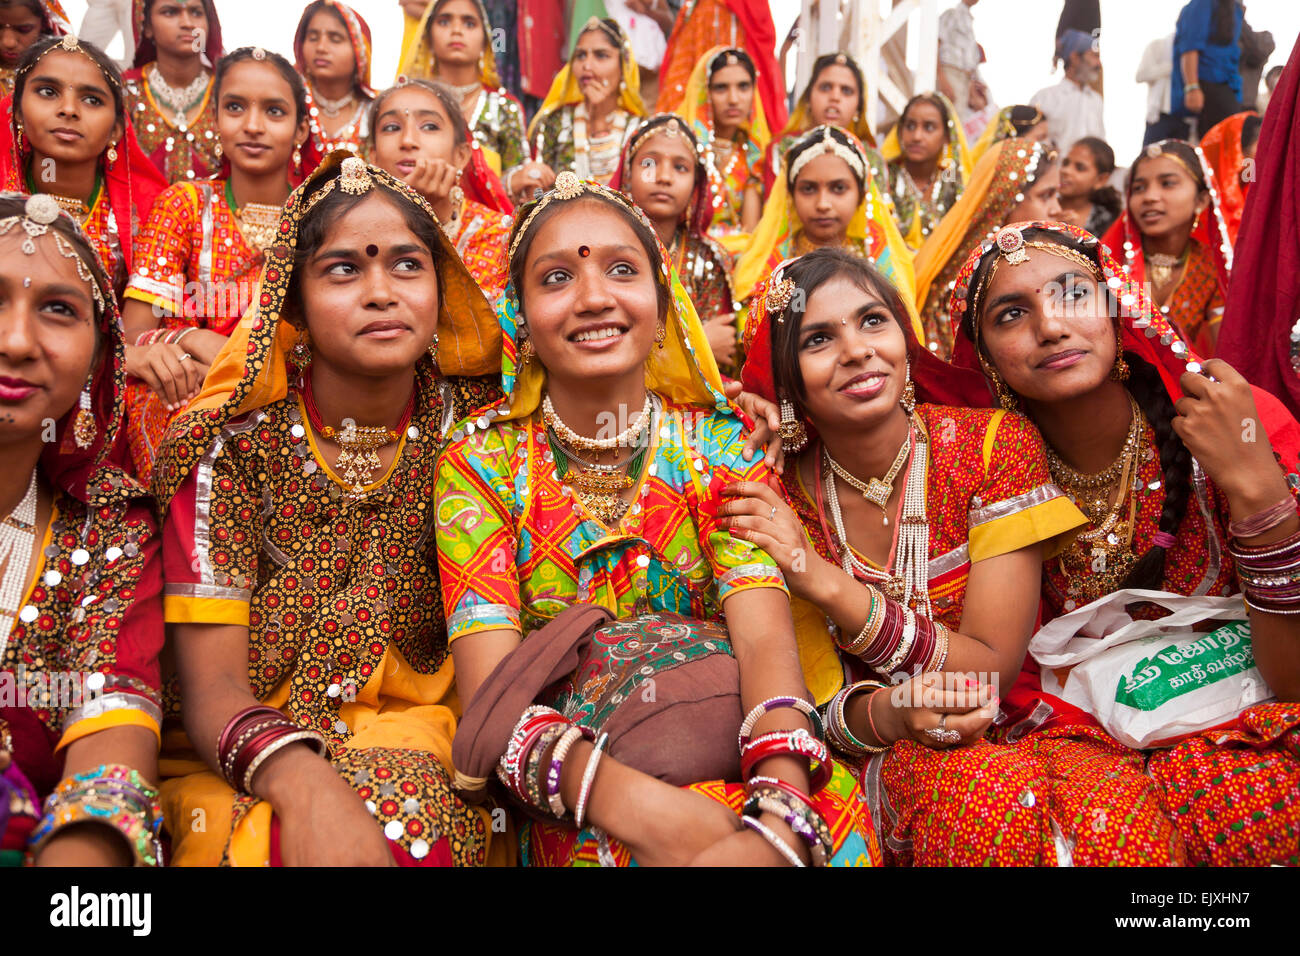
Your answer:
941;219;1300;865
1101;139;1233;358
728;249;1083;864
0;192;165;868
435;173;881;867
120;47;310;483
122;0;224;185
0;35;167;294
150;156;505;867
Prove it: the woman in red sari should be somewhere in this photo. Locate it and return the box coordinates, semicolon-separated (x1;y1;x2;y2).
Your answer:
293;0;374;158
368;78;511;300
0;35;167;295
1102;139;1233;358
122;0;224;185
0;0;69;98
1199;111;1258;246
0;192;164;867
939;219;1300;866
121;47;310;483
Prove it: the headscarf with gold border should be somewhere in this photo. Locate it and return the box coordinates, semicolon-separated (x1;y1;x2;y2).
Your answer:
913;139;1057;358
397;0;501;88
733;125;920;342
166;152;502;496
526;17;646;143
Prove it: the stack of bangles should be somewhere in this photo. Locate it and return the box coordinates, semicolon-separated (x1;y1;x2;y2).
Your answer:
836;584;950;678
27;763;163;866
496;705;603;826
1228;501;1300;613
217;704;329;794
135;327;196;350
737;696;832;867
825;680;891;758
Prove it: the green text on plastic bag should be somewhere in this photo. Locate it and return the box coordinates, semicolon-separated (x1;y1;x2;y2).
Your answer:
1113;621;1253;711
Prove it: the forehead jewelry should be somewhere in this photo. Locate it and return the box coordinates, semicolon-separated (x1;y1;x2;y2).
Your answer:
0;194;105;311
60;34;79;52
252;47;266;61
508;171;646;261
578;245;590;257
766;277;796;321
788;126;866;184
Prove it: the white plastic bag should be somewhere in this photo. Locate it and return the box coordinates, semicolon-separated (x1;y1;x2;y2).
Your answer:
1029;589;1274;749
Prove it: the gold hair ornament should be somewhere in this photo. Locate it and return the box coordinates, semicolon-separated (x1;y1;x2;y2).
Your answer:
0;194;105;311
788;126;866;184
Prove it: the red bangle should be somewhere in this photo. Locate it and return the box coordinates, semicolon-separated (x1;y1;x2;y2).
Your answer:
216;704;283;767
231;724;297;790
739;731;832;792
865;687;888;747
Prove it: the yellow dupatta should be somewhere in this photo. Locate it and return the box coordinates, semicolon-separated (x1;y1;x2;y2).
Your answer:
732;126;920;342
398;0;502;87
526;19;646;143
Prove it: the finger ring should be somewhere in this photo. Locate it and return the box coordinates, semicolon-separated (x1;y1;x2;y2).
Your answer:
923;714;962;745
527;168;541;180
769;505;777;521
179;353;192;362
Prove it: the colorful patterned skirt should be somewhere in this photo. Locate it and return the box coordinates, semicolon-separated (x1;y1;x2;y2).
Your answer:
523;760;881;866
866;723;1187;866
1147;703;1300;866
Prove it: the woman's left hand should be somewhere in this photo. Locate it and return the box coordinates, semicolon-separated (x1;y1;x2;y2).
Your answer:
1173;359;1288;505
721;478;824;596
723;380;785;472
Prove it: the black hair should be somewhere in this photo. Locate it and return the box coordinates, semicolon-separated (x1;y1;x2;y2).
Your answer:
1241;114;1263;153
574;17;626;65
770;248;913;409
899;92;952;132
424;0;489;54
801;53;864;119
288;178;448;327
1210;0;1237;47
215;47;309;123
15;35;125;121
0;0;45;21
707;48;755;83
1072;136;1121;214
367;79;471;150
1007;104;1046;136
785;125;865;194
959;227;1192;588
627;112;701;157
1127;139;1208;198
296;1;363;94
506;191;669;323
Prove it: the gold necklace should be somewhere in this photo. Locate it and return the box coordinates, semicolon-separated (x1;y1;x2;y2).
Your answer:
1146;248;1189;288
1045;394;1143;519
48;192;89;225
235;202;280;253
825;431;912;515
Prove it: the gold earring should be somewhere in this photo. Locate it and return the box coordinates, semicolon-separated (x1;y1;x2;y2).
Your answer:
293;146;303;176
519;337;535;364
289;330;312;371
427;333;440;366
214;140;223;158
1110;328;1130;382
900;364;916;415
73;385;95;449
106;142;118;164
778;397;809;453
654;324;667;350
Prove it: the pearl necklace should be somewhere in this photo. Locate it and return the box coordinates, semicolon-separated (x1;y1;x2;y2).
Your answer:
447;79;482;99
541;393;651;452
0;471;39;642
822;421;932;617
147;64;211;124
824;431;912;520
314;88;357;117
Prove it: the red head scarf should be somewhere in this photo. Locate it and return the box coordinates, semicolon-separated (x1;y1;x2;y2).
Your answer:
130;0;224;68
0;38;167;278
738;253;990;451
609;113;713;240
1199;111;1256;244
1218;36;1300;419
294;0;374;97
31;0;71;35
1100;139;1233;314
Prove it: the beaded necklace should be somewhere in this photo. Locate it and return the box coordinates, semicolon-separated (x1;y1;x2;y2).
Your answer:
0;471;38;643
146;64;211;124
542;393;655;525
301;375;416;495
572;103;628;182
224;180;282;254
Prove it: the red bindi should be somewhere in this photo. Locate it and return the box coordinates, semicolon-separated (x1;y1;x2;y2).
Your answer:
578;245;590;257
366;244;379;257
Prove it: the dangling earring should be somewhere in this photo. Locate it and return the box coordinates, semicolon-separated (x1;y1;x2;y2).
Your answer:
106;141;118;164
214;140;223;158
427;333;440;366
1110;328;1130;382
900;363;916;415
519;336;535;364
15;118;24;152
990;372;1021;412
289;330;313;371
778;397;809;453
292;146;303;177
654;323;666;350
73;386;95;449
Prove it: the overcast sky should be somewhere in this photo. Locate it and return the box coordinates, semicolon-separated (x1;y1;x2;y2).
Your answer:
65;0;1299;165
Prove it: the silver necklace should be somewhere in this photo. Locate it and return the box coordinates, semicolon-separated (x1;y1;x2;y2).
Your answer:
0;470;39;648
147;64;210;124
448;79;482;98
314;88;357;117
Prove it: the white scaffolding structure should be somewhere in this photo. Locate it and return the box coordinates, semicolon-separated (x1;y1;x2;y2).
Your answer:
796;0;940;137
